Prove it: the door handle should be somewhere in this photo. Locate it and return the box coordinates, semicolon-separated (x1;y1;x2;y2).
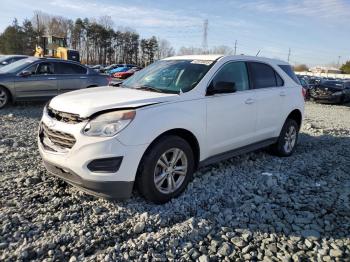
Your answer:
280;91;286;96
80;77;87;79
245;98;255;104
48;77;57;80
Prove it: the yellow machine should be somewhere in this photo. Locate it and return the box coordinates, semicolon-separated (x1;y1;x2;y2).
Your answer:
34;36;80;62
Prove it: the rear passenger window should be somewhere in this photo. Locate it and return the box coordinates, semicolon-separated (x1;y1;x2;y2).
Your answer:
249;62;283;89
212;61;250;91
56;62;87;74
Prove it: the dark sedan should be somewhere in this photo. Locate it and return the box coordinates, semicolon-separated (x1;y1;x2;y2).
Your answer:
310;80;350;104
0;57;109;108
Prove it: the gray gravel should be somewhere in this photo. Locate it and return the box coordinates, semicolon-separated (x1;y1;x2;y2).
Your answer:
0;101;350;261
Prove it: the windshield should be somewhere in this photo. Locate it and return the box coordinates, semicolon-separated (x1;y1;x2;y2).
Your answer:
122;59;215;93
0;56;10;63
0;58;37;74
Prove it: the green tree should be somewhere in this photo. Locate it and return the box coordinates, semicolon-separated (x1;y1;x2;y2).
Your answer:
0;19;24;54
340;61;350;74
22;19;37;55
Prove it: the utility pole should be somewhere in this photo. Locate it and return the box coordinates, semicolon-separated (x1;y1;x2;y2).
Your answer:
234;40;237;55
202;19;208;54
337;56;341;67
287;48;291;63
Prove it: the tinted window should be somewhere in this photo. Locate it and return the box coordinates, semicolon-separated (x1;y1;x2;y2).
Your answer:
249;62;282;89
56;62;87;74
25;62;54;75
279;65;300;84
37;62;54;74
212;61;250;91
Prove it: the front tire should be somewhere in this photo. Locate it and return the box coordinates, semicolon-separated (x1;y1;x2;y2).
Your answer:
136;135;195;204
270;119;299;157
0;87;10;109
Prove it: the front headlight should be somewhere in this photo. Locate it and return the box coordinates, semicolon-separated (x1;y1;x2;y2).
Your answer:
83;110;136;137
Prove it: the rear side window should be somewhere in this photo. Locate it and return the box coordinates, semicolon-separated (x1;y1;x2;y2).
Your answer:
248;62;284;89
279;65;300;84
55;62;87;74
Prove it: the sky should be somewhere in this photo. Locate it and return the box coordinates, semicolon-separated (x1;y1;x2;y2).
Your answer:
0;0;349;66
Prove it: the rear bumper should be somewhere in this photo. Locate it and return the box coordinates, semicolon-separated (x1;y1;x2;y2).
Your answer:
43;160;134;199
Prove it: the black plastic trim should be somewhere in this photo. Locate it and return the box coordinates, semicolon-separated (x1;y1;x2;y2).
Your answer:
199;138;277;167
43;161;133;199
87;157;123;173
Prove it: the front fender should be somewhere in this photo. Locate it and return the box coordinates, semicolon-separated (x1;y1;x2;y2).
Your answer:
116;99;206;158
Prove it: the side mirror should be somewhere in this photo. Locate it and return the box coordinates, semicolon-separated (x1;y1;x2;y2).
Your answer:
207;81;236;95
19;70;32;77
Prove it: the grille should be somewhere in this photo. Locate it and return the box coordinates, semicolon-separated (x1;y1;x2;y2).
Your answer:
47;106;84;124
41;122;76;150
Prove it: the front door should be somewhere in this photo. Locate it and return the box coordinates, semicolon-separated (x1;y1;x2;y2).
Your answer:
206;61;257;156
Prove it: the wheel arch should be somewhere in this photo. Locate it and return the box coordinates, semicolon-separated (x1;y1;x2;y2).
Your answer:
138;128;201;172
285;109;302;129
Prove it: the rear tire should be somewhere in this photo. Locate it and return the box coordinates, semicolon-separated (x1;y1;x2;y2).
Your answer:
270;119;299;157
0;87;10;109
136;135;195;204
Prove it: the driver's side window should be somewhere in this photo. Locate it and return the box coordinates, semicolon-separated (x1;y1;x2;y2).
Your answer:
24;62;54;75
212;61;250;92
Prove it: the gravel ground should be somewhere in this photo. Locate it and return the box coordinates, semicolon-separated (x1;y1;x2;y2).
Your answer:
0;101;349;261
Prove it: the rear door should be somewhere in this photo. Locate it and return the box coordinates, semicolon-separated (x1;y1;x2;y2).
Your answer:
55;62;88;94
14;61;58;99
247;62;286;141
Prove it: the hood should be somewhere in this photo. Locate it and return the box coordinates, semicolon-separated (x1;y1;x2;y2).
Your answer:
49;86;178;117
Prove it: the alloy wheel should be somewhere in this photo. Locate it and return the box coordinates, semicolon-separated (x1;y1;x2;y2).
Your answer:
153;148;188;194
284;125;297;153
0;89;8;107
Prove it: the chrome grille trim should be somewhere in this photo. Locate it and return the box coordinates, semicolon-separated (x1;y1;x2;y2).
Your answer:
41;122;76;150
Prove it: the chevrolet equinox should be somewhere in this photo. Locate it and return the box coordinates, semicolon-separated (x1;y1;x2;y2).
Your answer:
38;55;304;203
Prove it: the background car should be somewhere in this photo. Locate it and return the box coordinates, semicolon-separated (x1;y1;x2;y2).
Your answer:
0;55;28;68
297;75;312;100
108;64;137;75
112;67;141;79
0;57;109;108
310;80;350;104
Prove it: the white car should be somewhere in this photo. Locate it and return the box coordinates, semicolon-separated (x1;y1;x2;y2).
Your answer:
38;55;304;203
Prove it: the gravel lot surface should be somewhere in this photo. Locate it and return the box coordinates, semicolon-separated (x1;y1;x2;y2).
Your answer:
0;102;349;261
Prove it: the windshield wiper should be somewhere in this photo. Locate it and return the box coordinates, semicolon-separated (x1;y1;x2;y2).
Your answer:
136;85;167;93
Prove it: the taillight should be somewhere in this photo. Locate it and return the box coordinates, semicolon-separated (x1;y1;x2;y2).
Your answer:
302;87;307;99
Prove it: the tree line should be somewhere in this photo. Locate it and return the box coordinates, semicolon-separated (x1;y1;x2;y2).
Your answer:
0;11;175;66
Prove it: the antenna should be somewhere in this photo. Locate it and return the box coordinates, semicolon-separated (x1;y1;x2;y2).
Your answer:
256;49;261;56
202;19;208;53
234;40;237;55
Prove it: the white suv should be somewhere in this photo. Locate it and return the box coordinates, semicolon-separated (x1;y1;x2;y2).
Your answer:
38;55;304;203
